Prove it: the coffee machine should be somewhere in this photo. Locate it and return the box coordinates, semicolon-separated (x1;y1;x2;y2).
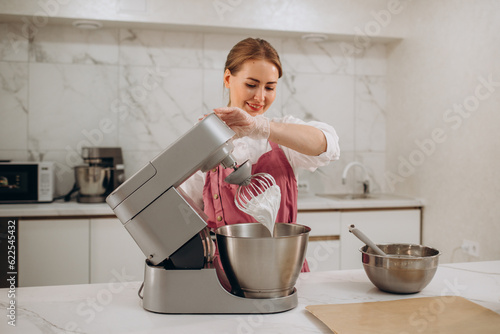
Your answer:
106;114;299;314
75;147;124;203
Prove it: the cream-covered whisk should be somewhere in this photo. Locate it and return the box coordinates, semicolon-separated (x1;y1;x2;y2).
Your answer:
234;173;281;237
223;160;281;237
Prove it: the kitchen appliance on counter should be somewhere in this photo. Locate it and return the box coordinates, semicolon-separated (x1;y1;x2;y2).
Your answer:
75;147;124;203
107;113;303;314
0;161;55;203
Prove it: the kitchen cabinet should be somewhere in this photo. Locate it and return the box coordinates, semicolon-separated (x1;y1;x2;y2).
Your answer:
297;211;341;272
18;219;90;287
298;208;421;271
90;218;145;284
0;1;403;43
339;209;421;270
17;217;145;287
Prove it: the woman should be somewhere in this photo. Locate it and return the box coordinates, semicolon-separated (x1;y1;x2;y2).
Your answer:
182;38;340;272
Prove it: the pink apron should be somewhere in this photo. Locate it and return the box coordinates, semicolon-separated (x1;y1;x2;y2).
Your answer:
203;141;310;273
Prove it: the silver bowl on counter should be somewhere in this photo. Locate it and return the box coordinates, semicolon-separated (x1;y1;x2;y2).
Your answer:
216;223;310;298
360;243;441;294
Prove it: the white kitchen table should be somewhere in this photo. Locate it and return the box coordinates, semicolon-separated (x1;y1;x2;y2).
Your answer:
1;261;499;333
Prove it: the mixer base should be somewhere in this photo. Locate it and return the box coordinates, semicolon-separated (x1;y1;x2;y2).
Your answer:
141;260;298;314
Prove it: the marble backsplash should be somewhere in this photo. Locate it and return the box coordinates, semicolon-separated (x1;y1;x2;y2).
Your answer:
0;23;387;197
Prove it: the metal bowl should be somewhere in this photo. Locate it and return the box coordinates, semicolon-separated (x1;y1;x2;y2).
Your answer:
215;223;310;298
74;166;112;196
360;243;441;294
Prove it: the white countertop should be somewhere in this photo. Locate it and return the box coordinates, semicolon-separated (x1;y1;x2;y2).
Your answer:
1;261;498;333
297;193;423;210
0;201;115;218
0;194;423;218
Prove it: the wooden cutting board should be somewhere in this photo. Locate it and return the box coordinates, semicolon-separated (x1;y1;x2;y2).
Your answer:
306;296;500;333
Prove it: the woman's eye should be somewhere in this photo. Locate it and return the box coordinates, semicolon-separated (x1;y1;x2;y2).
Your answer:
266;87;275;91
246;84;256;88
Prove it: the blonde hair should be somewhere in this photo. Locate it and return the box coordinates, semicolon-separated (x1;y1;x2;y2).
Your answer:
223;38;282;105
224;38;282;78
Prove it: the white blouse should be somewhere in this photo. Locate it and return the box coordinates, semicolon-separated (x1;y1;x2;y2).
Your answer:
180;115;340;208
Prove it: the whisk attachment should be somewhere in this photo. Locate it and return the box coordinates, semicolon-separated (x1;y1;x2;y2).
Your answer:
234;173;281;236
235;173;275;208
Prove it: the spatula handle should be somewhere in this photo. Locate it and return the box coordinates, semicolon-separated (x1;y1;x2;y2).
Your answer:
349;225;387;256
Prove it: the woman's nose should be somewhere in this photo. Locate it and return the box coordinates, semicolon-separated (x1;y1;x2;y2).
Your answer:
254;88;265;101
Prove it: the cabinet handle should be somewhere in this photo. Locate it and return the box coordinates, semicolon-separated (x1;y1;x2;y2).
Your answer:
309;235;340;242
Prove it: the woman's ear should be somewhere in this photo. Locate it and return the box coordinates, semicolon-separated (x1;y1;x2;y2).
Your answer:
223;69;231;89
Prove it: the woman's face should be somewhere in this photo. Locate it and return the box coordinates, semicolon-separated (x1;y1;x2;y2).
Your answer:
224;59;279;116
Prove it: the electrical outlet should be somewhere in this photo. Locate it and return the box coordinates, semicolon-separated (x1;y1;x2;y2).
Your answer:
461;240;480;257
297;181;310;194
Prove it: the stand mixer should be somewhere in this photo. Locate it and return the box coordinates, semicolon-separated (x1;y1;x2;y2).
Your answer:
106;113;300;314
75;147;124;203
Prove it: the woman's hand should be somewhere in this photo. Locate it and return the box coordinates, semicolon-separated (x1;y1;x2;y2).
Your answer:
213;107;270;140
214;107;327;156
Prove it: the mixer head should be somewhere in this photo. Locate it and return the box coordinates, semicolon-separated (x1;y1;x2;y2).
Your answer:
224;160;252;186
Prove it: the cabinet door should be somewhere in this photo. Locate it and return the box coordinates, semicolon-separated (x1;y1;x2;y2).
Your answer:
306;239;340;271
90;219;145;284
340;209;421;270
19;219;90;287
297;211;341;272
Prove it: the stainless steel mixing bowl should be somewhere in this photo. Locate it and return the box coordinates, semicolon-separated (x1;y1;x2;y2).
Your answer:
360;243;441;294
75;165;112;196
216;223;310;298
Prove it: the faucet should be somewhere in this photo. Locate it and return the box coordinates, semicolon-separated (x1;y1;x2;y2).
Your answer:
342;161;370;195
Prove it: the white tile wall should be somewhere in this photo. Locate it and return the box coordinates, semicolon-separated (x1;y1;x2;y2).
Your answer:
0;23;387;196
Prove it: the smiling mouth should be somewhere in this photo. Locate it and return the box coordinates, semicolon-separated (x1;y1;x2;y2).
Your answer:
247;102;263;111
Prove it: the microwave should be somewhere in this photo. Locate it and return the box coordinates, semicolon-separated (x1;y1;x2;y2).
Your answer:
0;162;55;203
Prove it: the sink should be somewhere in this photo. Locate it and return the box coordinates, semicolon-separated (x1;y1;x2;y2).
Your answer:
316;193;408;201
